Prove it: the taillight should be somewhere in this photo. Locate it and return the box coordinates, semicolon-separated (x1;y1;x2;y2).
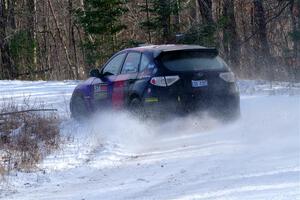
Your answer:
150;76;180;87
219;72;235;82
150;77;167;87
165;76;180;86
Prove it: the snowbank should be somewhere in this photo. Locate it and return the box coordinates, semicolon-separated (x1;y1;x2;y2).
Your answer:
0;80;299;200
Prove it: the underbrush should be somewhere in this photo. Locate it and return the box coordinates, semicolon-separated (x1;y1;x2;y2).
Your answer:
0;100;61;178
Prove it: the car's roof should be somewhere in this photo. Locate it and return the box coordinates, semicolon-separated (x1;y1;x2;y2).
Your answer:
125;44;212;57
129;44;206;51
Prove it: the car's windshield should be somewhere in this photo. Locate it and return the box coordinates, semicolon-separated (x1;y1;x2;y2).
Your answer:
160;51;226;72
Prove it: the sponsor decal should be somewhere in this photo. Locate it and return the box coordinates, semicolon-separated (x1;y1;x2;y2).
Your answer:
94;84;108;100
145;97;159;103
95;92;107;99
100;85;108;91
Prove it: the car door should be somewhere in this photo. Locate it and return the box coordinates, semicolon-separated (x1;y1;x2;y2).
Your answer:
112;51;141;108
91;53;127;110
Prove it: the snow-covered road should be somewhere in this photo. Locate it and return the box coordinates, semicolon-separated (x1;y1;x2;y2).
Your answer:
0;80;300;200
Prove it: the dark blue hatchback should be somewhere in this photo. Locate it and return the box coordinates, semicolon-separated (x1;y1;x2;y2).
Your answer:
70;45;240;119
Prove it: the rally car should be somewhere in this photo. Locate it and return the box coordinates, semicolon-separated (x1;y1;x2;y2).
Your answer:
70;45;240;119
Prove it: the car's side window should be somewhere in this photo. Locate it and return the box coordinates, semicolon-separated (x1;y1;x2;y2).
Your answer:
103;53;126;75
121;52;141;74
139;54;151;72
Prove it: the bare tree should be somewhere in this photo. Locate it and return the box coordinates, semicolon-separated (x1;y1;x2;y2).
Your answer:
0;0;297;81
222;0;241;73
197;0;214;24
291;0;300;57
253;0;274;80
0;0;15;79
48;0;74;79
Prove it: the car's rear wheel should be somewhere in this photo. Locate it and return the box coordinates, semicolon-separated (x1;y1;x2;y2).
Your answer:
129;97;146;118
218;104;241;122
70;93;88;120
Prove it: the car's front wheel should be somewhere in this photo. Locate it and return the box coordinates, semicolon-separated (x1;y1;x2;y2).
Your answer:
70;93;88;120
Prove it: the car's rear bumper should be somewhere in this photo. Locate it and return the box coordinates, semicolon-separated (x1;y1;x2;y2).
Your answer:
142;86;240;119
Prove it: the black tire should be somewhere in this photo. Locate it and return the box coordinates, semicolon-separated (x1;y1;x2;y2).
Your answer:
70;93;88;120
129;97;146;118
220;106;241;122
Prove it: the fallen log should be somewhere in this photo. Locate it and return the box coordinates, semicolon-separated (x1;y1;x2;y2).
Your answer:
0;109;58;116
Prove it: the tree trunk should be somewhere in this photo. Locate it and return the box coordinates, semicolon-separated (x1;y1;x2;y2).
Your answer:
7;0;15;29
159;0;170;43
68;0;79;79
197;0;214;24
190;0;199;25
48;0;74;79
27;0;37;78
253;0;270;57
222;0;241;73
0;0;15;79
290;0;300;82
145;0;152;43
253;0;273;80
173;0;180;34
291;0;300;57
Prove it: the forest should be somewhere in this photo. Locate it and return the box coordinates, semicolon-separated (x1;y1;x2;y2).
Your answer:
0;0;299;81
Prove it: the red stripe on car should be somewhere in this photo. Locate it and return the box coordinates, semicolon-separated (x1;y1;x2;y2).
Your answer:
112;80;125;108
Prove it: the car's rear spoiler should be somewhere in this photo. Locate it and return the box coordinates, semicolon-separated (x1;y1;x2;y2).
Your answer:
154;48;219;58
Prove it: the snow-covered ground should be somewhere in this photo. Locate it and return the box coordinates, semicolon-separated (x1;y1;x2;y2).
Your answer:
0;80;300;200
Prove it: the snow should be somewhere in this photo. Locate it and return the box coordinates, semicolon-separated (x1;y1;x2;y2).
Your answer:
0;80;79;117
0;80;300;200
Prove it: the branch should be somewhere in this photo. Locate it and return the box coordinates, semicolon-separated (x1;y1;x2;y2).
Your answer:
47;0;73;74
0;109;58;116
16;68;53;77
240;1;291;46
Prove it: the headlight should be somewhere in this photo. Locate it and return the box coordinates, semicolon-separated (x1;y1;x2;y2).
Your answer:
219;72;236;82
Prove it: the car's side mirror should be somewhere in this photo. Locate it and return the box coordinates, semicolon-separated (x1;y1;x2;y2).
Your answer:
89;68;101;77
102;71;114;76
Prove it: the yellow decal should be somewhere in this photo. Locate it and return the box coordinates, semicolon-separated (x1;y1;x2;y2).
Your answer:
145;97;159;103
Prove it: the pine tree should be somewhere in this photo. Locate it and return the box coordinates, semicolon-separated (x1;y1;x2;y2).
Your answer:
139;0;181;43
76;0;127;68
178;0;217;47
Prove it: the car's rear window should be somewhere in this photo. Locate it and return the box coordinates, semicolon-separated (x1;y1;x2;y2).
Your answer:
160;51;226;71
